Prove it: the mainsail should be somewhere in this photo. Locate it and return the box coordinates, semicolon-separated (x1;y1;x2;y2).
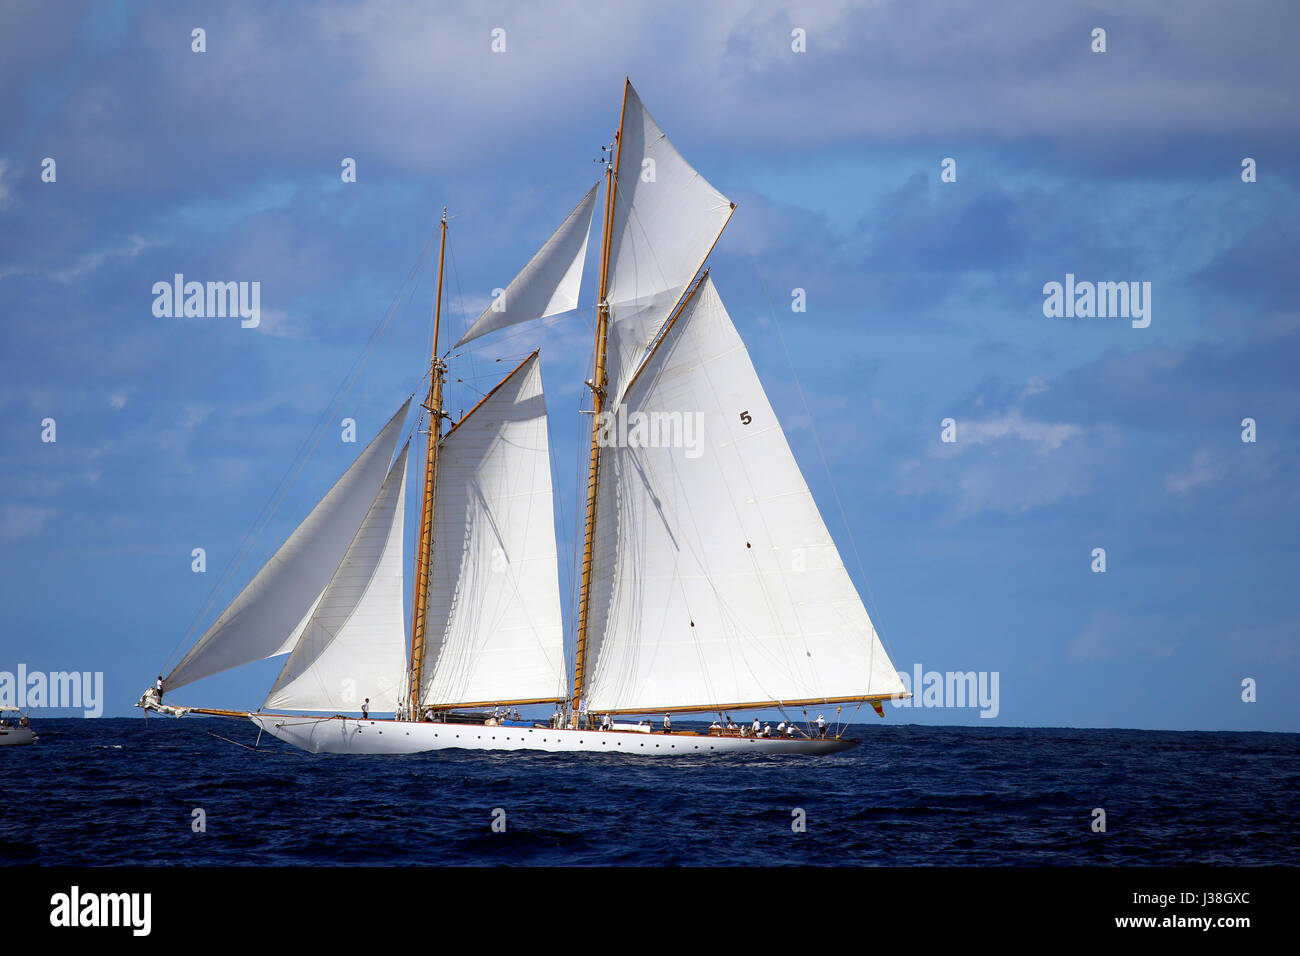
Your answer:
263;444;410;713
166;400;411;692
454;184;600;348
420;352;567;707
582;276;906;713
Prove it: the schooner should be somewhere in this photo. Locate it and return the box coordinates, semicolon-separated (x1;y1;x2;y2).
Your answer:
138;80;908;755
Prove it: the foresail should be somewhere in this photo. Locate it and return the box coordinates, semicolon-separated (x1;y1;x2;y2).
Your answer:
263;445;410;713
454;184;599;348
605;81;733;311
421;353;567;707
582;277;905;713
166;399;411;692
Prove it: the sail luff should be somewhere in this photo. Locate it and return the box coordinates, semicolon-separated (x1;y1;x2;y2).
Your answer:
165;399;411;693
408;211;448;718
571;78;629;720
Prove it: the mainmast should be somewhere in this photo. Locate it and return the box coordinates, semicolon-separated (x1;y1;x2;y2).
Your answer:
408;208;448;718
571;82;628;726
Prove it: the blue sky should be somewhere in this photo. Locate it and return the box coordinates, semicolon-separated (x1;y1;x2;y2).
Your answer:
1;0;1297;729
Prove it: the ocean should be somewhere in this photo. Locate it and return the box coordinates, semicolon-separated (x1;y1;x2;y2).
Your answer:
4;718;1296;867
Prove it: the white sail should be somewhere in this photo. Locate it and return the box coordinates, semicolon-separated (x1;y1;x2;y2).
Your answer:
605;82;732;310
166;400;411;691
454;184;599;348
421;353;567;706
263;444;410;713
582;276;906;713
605;285;685;410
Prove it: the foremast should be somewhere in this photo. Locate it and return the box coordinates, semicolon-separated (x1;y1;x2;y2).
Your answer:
570;83;628;727
408;209;448;718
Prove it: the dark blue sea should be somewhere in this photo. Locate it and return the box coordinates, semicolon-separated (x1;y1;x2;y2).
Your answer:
3;719;1297;867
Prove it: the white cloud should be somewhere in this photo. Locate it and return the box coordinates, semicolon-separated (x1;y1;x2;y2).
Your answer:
896;410;1105;519
0;505;56;540
1165;447;1219;493
1067;610;1186;663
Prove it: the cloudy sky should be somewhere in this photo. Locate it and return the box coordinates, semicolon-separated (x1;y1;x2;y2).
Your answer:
1;0;1297;729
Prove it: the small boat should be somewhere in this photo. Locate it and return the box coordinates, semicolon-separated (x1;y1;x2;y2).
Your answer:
0;706;37;746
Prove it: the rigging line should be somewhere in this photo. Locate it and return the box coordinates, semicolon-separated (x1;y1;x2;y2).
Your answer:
163;229;439;674
743;243;900;675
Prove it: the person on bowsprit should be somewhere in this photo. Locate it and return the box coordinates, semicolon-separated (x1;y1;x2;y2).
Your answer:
155;676;164;703
361;698;370;720
816;714;827;738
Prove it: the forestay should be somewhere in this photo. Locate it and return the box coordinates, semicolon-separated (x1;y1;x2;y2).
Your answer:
582;277;906;713
167;400;411;691
421;353;567;706
263;445;410;713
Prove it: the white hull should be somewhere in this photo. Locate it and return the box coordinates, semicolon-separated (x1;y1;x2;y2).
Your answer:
0;726;37;747
250;714;856;756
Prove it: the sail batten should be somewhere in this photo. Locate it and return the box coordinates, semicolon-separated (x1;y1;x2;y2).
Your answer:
166;400;411;692
263;445;411;713
582;277;905;713
454;184;599;348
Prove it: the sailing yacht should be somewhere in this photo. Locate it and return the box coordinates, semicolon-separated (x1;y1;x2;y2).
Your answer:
138;80;909;755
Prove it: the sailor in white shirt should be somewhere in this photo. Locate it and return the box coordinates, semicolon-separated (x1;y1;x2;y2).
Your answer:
816;714;827;738
777;721;786;736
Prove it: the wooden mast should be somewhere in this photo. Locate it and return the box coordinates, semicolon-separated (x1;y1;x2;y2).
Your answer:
408;208;448;719
570;80;628;727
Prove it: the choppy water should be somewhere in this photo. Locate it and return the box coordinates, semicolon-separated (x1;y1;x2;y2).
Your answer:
3;719;1296;866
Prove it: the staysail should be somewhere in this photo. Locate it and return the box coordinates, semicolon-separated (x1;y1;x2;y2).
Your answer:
166;400;411;691
262;444;410;713
420;352;567;707
582;276;905;713
454;184;600;347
